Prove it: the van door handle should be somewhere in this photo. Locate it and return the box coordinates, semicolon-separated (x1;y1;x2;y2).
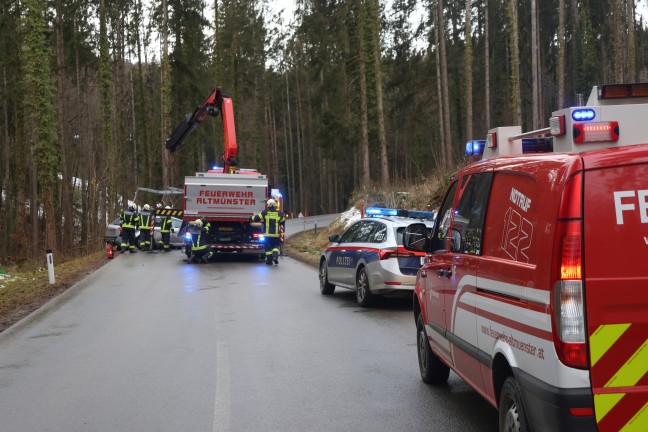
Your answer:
437;269;452;278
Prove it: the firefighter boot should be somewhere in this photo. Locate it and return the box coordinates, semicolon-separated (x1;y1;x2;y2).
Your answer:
273;250;279;265
201;251;213;264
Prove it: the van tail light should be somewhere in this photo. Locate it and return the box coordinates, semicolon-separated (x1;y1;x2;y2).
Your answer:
552;173;588;369
573;121;619;143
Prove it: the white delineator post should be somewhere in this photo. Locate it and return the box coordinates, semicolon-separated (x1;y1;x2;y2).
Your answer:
46;249;55;285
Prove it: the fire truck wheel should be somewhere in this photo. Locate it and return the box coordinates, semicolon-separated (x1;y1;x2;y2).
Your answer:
355;267;374;307
499;377;529;432
319;260;335;295
416;314;450;384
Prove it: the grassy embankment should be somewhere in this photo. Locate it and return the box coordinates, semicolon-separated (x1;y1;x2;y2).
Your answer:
286;173;449;267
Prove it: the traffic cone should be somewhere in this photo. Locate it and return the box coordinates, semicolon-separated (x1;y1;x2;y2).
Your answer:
107;244;114;259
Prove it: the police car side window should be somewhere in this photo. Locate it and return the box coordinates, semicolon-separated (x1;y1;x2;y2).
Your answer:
339;222;363;243
430;181;458;253
355;221;377;242
451;173;493;255
371;223;387;243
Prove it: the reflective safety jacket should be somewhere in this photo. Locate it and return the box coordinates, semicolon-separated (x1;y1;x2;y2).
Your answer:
121;210;140;229
253;210;286;237
191;227;208;251
139;211;153;229
160;216;173;233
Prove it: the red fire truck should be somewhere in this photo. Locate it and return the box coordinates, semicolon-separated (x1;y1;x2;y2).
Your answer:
165;88;275;260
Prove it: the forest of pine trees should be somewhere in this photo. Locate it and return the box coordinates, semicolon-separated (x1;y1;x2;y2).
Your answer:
1;0;647;262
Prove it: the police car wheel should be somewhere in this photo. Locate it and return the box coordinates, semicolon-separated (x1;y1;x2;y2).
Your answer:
499;377;529;432
319;260;335;295
416;314;450;384
355;267;374;307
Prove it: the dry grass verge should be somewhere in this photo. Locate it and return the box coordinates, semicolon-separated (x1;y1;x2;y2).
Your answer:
0;251;107;333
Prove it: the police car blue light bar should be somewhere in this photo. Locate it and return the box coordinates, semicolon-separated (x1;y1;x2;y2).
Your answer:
366;207;398;216
406;210;437;220
366;207;436;220
465;140;486;157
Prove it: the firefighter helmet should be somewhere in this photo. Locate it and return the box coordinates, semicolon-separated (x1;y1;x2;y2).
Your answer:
195;219;203;227
267;199;277;208
165;206;171;209
143;204;150;211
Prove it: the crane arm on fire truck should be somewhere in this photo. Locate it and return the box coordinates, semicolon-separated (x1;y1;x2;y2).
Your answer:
165;87;239;174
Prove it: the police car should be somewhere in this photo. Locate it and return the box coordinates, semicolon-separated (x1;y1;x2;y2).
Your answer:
319;207;436;307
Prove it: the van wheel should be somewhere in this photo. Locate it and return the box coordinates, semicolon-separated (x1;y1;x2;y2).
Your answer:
499;377;530;432
416;314;450;384
356;267;374;307
319;260;335;295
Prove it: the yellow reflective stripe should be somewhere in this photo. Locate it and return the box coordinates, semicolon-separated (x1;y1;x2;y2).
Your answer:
620;402;648;432
154;209;183;217
594;393;625;422
606;340;648;388
590;323;631;366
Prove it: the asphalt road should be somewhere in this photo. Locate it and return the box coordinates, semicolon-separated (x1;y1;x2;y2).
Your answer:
0;215;498;432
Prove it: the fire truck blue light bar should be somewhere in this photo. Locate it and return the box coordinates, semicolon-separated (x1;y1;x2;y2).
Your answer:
572;109;596;121
465;140;486;157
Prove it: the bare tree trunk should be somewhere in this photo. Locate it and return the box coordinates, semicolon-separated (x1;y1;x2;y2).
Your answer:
464;0;473;140
531;0;539;129
295;68;305;214
1;68;9;258
56;0;73;251
433;2;445;166
611;0;624;82
557;0;565;109
438;0;452;168
161;0;171;189
507;0;522;125
285;71;297;213
29;148;38;257
358;0;371;187
627;0;636;81
370;0;389;187
484;0;491;130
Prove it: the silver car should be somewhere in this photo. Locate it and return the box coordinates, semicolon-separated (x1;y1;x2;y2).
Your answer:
319;208;436;307
104;216;183;249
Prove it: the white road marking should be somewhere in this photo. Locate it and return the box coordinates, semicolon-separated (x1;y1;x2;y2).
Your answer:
213;342;230;432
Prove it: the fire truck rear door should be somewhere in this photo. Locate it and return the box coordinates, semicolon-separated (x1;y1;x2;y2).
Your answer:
583;147;648;432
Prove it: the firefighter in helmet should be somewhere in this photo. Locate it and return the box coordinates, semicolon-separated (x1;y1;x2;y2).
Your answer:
188;218;214;263
159;206;174;252
139;204;154;251
252;198;286;265
120;203;140;253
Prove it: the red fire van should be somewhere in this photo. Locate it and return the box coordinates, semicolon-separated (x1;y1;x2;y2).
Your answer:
404;83;648;432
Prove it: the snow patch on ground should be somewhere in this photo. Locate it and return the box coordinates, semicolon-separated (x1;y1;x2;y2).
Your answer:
0;272;20;289
338;207;362;229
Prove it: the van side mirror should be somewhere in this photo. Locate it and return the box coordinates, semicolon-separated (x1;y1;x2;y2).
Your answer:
328;234;340;243
403;223;429;252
